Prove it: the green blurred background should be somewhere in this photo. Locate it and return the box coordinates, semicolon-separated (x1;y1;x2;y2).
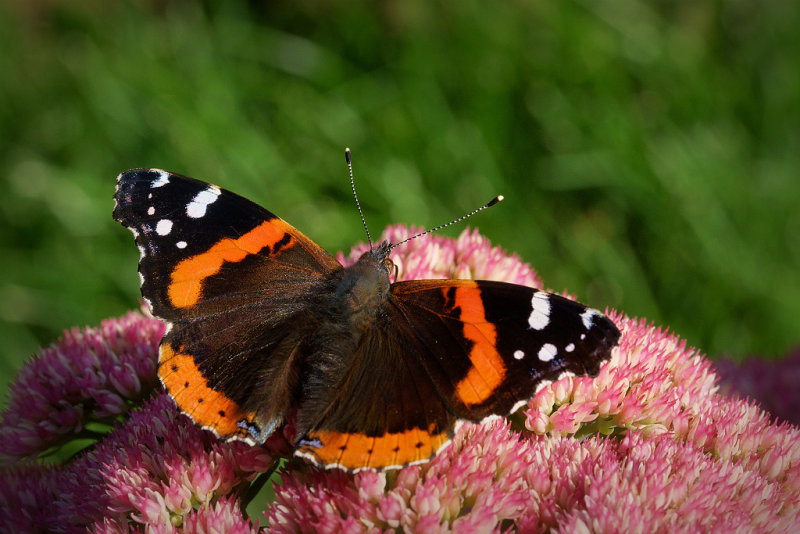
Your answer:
1;1;799;396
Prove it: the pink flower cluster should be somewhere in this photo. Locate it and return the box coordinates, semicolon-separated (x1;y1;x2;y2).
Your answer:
714;348;800;427
1;392;278;533
1;225;798;532
526;311;800;491
0;311;165;461
270;422;798;533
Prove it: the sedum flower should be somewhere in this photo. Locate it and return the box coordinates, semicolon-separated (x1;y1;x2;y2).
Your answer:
0;311;165;461
1;392;279;532
714;348;800;427
91;496;258;534
1;225;798;532
0;464;59;532
269;419;799;532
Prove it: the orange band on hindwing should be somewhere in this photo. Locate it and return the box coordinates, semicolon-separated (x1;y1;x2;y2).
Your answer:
296;426;451;471
450;283;507;406
167;219;295;308
158;343;255;438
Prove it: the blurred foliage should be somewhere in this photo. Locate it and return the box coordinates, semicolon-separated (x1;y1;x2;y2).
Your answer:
1;0;799;396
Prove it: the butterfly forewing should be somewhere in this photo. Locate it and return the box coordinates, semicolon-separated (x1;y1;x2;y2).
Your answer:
113;169;340;321
389;280;619;421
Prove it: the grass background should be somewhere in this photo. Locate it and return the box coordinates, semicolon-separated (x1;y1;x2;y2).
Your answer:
1;0;799;397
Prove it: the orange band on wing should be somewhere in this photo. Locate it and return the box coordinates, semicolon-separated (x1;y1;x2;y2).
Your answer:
297;426;450;471
158;343;255;438
451;284;506;406
167;219;294;308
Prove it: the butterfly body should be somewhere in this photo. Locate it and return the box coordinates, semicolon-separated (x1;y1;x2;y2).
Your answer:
114;168;620;472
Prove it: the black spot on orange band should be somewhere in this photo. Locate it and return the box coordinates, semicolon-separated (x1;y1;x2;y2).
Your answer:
158;343;256;438
296;426;451;470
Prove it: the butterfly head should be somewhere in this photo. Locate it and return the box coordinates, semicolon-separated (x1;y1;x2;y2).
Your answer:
362;240;394;275
336;241;394;317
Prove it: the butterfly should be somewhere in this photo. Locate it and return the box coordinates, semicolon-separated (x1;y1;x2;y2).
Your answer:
113;163;619;472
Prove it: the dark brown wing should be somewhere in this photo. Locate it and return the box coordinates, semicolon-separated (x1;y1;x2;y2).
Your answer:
114;169;342;443
113;169;340;321
389;280;619;420
294;317;457;471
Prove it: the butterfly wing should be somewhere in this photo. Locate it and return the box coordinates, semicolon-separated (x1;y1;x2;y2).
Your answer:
295;320;457;471
114;169;342;443
295;279;619;471
114;169;340;321
390;280;619;420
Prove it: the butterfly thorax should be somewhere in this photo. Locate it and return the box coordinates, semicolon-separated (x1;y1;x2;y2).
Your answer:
335;242;393;334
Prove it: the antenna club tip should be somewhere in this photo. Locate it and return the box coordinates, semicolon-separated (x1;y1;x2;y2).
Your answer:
345;148;351;162
488;195;504;207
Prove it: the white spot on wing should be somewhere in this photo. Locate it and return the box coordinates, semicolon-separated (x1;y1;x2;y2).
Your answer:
538;343;557;362
155;219;173;236
176;241;187;249
528;292;551;330
513;350;525;360
151;171;170;188
581;309;598;329
147;206;155;216
186;186;221;218
565;343;575;352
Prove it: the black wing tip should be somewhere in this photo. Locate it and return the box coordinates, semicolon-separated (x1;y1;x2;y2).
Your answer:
117;168;167;182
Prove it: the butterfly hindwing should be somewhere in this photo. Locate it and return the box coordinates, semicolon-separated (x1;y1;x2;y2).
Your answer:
295;317;457;471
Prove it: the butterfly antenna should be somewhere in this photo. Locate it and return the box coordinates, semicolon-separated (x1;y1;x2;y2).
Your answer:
346;148;373;250
390;194;504;249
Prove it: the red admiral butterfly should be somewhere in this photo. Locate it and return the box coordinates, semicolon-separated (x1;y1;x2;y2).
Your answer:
113;161;619;472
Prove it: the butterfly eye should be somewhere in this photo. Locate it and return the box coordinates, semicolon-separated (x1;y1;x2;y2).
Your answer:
383;257;397;278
